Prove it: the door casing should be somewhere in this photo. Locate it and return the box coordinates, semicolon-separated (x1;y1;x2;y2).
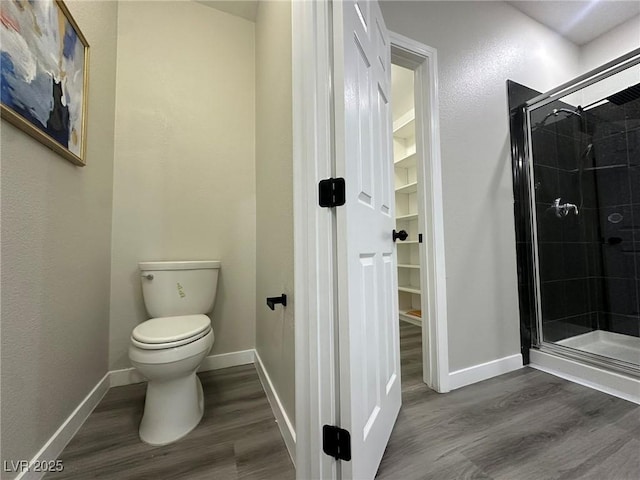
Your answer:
390;32;450;393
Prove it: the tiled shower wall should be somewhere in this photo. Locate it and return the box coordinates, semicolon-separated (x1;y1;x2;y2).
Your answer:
588;95;640;336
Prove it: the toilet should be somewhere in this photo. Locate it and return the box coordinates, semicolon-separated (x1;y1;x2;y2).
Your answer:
128;260;221;445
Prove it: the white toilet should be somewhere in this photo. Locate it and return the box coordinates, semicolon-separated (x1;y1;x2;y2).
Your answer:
128;260;221;445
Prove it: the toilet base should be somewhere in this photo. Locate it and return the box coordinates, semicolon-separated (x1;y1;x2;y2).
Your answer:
139;372;205;446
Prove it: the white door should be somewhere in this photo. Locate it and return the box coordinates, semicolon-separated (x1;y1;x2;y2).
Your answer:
332;0;401;478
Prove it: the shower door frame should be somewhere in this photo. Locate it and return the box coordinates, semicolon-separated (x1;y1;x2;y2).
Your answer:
523;48;640;377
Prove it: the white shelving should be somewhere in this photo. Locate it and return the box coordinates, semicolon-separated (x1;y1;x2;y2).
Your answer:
395;152;416;169
395;182;417;194
396;213;418;222
399;309;422;326
398;285;421;295
393;105;421;325
393;109;415;139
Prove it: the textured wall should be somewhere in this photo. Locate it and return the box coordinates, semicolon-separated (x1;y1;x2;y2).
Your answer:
580;15;640;72
380;1;582;371
109;1;256;370
578;15;640;107
255;0;295;427
0;0;118;474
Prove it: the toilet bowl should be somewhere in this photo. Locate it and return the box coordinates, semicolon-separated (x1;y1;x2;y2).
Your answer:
129;323;214;444
129;261;221;445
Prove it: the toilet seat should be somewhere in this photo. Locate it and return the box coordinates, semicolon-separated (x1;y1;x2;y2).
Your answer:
132;315;211;350
129;329;214;365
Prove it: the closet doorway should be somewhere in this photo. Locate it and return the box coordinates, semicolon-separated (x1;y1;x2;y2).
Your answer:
391;63;424;388
390;35;450;393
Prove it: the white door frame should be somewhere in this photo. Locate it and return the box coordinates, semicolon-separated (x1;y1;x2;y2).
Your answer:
390;32;450;393
292;1;338;479
292;3;450;478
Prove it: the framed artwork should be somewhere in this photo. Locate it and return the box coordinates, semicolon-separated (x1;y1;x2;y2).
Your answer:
1;0;89;166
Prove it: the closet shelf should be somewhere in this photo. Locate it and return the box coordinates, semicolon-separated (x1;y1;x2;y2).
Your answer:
393;110;415;139
394;152;416;169
398;264;420;269
398;285;421;295
395;182;417;194
399;309;422;324
396;213;418;222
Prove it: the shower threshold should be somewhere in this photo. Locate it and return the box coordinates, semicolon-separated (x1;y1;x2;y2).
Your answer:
557;330;640;366
530;332;640;405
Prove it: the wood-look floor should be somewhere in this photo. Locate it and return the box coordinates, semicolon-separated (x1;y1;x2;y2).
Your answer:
377;322;640;480
45;365;295;479
47;323;639;480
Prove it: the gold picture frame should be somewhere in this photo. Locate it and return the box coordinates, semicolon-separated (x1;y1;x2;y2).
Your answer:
1;0;90;166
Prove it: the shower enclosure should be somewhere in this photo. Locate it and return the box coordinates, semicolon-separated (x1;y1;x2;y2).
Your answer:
509;48;640;385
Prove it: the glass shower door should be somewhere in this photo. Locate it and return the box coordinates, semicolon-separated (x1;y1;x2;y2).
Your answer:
527;61;640;372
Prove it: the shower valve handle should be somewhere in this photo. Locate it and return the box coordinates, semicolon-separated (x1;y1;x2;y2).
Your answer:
550;198;579;217
565;203;579;216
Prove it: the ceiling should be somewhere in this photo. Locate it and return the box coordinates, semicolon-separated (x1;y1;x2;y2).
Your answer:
507;1;640;46
195;2;639;45
196;0;258;22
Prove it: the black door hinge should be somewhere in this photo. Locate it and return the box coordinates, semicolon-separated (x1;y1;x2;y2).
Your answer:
419;233;423;243
319;178;346;207
322;425;352;461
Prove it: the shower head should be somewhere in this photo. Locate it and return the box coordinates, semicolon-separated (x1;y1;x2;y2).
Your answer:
606;83;640;106
552;107;583;118
532;106;583;131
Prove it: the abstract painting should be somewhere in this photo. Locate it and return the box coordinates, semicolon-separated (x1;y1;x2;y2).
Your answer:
1;0;89;166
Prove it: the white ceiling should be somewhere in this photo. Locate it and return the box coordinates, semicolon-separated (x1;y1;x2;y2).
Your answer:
507;1;640;46
196;0;258;22
196;1;639;45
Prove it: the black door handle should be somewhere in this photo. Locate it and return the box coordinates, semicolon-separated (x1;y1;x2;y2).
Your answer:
393;229;408;242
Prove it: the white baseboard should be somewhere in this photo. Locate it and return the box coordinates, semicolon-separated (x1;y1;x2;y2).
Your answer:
254;350;297;466
109;349;257;388
530;349;640;405
15;373;110;480
198;349;255;372
109;366;147;387
449;353;523;390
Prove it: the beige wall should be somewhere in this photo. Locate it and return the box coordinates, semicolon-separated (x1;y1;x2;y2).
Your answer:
109;1;256;369
255;1;295;426
0;0;118;474
380;1;582;371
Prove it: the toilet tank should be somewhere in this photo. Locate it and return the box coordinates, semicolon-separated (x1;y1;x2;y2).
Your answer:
139;260;221;319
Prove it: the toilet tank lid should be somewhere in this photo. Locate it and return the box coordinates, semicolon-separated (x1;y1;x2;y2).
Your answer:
139;260;221;271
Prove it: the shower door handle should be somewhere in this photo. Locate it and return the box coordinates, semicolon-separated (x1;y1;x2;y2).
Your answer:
393;229;408;242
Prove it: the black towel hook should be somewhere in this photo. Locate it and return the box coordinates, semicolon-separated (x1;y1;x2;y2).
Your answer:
266;294;287;310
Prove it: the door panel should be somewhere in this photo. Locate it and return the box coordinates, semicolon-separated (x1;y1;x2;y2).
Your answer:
333;0;401;478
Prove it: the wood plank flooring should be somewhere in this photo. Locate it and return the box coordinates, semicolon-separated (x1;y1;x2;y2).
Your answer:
46;323;639;479
45;365;294;480
376;322;640;480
